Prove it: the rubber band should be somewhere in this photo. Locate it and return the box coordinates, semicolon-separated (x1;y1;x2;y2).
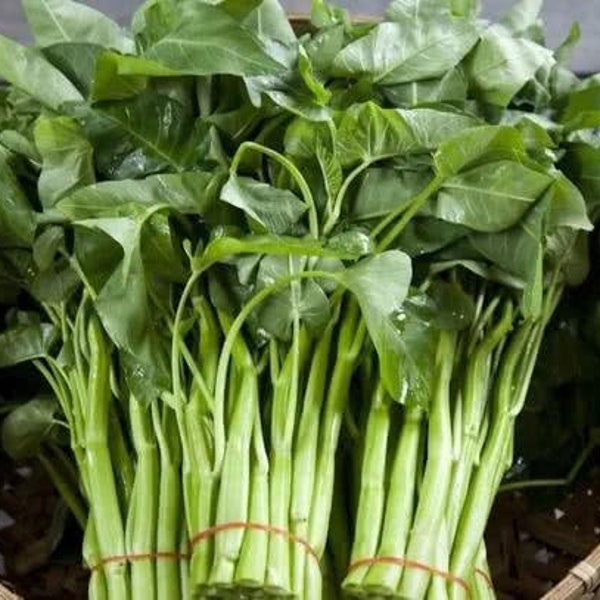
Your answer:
474;568;494;590
90;550;190;572
347;556;471;595
190;521;321;569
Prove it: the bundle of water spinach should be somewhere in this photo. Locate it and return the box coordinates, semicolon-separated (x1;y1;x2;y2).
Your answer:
0;0;596;598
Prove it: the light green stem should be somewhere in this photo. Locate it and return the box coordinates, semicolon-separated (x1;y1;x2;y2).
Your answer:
343;383;390;594
152;404;183;600
362;404;423;593
127;401;158;600
397;330;456;599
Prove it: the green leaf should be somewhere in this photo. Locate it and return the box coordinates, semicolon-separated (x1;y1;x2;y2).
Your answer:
397;217;469;257
335;102;417;167
29;261;80;304
0;322;56;367
90;52;153;102
34;115;95;209
42;43;105;98
561;84;600;132
466;24;554;107
254;255;330;340
337;251;412;397
33;227;65;271
73;225;123;293
500;0;542;34
243;0;296;45
142;2;284;77
86;87;199;178
310;0;347;28
58;171;222;219
386;0;451;20
75;216;170;396
429;280;475;330
220;175;307;234
332;17;479;85
304;25;345;74
298;47;331;107
546;229;589;287
555;23;581;67
2;397;59;460
0;35;84;111
353;167;434;221
469;197;549;315
205;0;263;21
398;107;481;151
383;67;468;107
561;143;600;219
0;130;41;162
424;160;553;232
0;150;36;249
23;0;134;53
434;125;528;177
544;174;593;232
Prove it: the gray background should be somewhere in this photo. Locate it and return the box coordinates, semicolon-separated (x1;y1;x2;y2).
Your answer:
1;0;598;72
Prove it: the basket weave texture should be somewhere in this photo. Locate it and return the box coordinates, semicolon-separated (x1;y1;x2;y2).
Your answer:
543;545;600;599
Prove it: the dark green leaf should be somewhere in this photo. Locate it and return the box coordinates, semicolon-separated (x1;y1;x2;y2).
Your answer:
0;150;36;248
254;255;330;340
220;174;307;234
2;397;59;460
424;159;552;232
544;174;593;231
335;102;416;167
397;217;469;257
33;227;65;271
353;167;434;221
337;250;412;397
42;43;105;98
0;322;56;367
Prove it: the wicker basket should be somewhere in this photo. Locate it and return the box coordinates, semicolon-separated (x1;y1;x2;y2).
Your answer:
542;546;600;599
0;583;19;600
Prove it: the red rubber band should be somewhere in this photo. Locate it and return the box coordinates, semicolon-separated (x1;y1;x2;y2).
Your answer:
190;521;321;568
347;556;471;595
90;550;190;571
474;567;494;590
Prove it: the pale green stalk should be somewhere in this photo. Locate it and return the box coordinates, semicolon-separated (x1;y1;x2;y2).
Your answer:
235;409;270;588
397;330;457;599
152;404;183;600
343;383;390;593
290;322;335;598
127;400;159;600
362;403;423;592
